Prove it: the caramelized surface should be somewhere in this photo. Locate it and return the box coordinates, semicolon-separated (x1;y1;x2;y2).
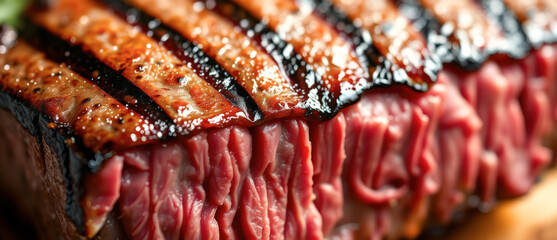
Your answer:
396;0;506;68
420;0;503;54
229;0;369;111
0;41;158;152
30;0;250;134
122;0;306;119
329;0;436;88
0;0;555;152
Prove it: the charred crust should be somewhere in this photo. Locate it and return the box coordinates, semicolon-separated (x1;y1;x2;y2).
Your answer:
312;0;440;89
101;0;264;121
0;91;91;235
22;26;172;125
210;0;332;117
11;0;557;150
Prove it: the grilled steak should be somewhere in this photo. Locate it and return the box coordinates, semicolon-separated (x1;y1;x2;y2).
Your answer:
1;0;557;239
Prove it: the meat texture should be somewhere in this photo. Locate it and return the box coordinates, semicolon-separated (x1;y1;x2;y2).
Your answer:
114;120;321;240
1;0;557;239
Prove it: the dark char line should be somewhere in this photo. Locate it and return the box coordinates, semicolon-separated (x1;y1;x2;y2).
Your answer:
101;0;264;122
394;0;555;70
22;24;175;133
394;0;490;70
211;0;428;118
209;0;337;119
309;0;439;91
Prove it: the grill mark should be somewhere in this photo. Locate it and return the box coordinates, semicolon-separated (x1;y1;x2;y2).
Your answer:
102;0;264;122
309;0;375;79
310;0;438;91
29;0;251;135
395;0;557;65
0;41;161;152
217;0;370;117
394;0;495;70
209;0;333;118
22;25;173;129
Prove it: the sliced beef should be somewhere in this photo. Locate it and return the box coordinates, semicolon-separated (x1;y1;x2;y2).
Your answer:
82;156;123;237
431;73;482;222
2;0;557;239
395;0;553;220
333;80;446;239
116;120;321;240
104;71;475;239
310;115;346;235
443;59;550;199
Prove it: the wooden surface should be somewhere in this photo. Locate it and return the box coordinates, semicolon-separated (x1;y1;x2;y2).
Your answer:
440;168;557;240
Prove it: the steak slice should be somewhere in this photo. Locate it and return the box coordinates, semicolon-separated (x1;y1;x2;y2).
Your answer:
1;0;557;239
